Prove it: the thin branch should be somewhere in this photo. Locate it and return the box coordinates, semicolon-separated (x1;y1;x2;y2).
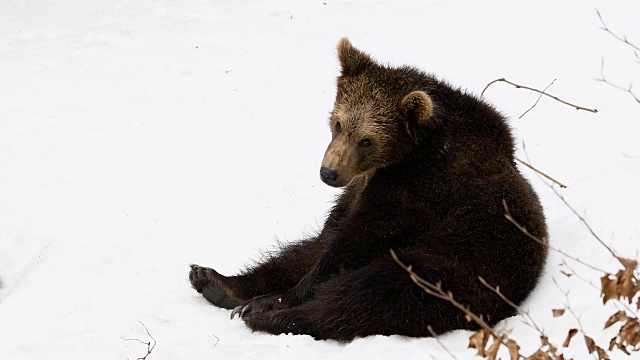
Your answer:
515;156;567;188
552;278;587;334
503;199;608;274
427;325;459;360
122;321;156;360
561;259;599;292
519;79;556;119
596;58;640;104
519;144;624;267
390;249;499;338
559;261;639;318
478;276;545;336
480;78;598;113
546;185;621;262
390;249;525;359
596;9;640;52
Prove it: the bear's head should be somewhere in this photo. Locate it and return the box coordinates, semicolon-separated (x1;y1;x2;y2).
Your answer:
320;38;435;187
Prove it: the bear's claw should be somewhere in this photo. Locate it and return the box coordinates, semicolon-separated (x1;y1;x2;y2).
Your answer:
230;304;251;319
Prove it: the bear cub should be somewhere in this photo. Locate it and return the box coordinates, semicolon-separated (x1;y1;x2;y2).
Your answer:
189;38;548;341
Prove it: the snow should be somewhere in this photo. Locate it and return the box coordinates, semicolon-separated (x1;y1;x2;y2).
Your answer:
1;0;639;359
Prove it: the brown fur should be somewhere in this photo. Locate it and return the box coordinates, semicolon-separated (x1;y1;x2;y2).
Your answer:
189;38;548;341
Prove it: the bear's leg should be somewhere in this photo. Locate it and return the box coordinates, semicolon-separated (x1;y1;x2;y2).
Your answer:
190;236;325;308
241;253;494;341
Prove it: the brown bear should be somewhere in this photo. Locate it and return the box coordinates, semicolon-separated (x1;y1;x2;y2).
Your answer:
189;38;548;341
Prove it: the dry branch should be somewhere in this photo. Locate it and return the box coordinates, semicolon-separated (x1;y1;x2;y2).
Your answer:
596;9;640;53
478;276;545;336
480;78;598;113
546;185;621;262
390;249;526;360
519;79;556;119
503;199;608;274
595;9;639;103
122;321;156;360
514;157;567;188
596;58;640;104
427;325;459;360
390;249;499;338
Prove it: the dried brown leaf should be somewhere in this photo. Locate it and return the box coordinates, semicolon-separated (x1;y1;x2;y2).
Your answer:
601;259;640;304
601;269;639;304
596;346;610;360
604;310;629;329
486;335;501;360
506;339;520;360
601;274;618;304
584;336;610;359
469;329;490;357
585;335;596;353
563;328;578;348
525;349;552;360
552;309;566;317
617;256;638;271
540;335;550;347
618;318;640;348
618;268;638;302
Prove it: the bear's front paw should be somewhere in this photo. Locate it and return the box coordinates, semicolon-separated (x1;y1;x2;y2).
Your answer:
189;264;219;293
189;264;241;309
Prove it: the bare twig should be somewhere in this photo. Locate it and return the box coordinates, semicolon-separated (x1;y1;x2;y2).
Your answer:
122;321;156;360
478;276;545;336
561;259;600;292
596;9;640;52
481;78;598;113
552;279;587;334
390;249;499;338
551;279;610;360
561;258;638;321
515;156;567;188
596;58;640;104
427;325;459;360
503;199;608;274
519;145;625;266
520;147;639;318
547;185;621;262
390;249;525;359
519;79;556;119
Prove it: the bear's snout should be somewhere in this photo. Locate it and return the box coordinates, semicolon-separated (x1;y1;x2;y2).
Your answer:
320;166;339;184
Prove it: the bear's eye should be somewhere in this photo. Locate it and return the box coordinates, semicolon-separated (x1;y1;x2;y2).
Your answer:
335;121;342;133
358;139;372;147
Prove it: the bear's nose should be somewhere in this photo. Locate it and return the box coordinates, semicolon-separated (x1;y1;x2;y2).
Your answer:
320;167;339;184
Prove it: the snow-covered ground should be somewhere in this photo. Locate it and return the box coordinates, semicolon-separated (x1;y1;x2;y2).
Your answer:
1;1;639;359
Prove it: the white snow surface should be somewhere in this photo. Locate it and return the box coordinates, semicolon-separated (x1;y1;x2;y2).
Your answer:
1;0;639;359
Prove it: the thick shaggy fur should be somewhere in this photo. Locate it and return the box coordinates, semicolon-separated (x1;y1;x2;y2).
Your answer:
189;38;548;341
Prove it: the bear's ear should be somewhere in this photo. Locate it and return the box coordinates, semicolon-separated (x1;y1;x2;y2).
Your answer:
337;37;374;76
400;90;433;126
